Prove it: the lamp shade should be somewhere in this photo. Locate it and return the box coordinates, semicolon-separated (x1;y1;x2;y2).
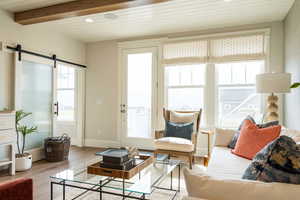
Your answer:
256;73;291;94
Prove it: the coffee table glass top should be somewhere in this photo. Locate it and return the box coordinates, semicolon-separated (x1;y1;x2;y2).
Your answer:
50;158;180;195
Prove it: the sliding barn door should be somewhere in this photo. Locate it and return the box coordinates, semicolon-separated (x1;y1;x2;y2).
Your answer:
15;55;54;150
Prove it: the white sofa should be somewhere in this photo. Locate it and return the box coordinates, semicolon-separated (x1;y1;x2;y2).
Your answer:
182;127;300;200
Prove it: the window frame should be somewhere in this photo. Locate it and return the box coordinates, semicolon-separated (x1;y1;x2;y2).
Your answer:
164;64;206;112
164;61;266;129
56;64;77;122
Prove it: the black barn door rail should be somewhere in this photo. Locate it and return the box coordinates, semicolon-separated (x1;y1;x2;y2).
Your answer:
7;44;86;69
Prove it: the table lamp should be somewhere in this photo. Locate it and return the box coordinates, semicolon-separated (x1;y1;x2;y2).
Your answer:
256;73;291;122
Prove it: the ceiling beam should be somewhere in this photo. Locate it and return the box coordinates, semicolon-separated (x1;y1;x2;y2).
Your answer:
15;0;173;25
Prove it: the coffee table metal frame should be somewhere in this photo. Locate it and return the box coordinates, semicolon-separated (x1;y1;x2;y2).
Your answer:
50;160;181;200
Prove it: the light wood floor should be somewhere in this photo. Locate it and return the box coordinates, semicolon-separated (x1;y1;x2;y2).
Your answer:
0;146;105;200
0;147;202;200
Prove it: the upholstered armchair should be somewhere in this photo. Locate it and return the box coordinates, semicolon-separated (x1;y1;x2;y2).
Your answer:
154;108;202;169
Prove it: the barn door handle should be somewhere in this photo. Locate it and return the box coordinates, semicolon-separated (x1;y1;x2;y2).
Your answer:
54;102;59;116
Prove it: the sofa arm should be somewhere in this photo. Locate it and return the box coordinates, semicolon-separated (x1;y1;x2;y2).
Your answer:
213;128;236;147
155;130;165;139
0;178;33;200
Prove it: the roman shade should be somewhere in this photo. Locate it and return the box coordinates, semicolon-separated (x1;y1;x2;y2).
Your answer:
209;34;266;63
163;40;208;65
163;32;267;65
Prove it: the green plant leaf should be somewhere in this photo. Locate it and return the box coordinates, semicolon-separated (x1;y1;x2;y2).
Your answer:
18;125;38;136
16;110;32;124
290;82;300;89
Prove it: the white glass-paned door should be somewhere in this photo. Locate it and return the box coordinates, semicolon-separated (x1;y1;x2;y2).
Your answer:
121;48;157;148
20;60;53;150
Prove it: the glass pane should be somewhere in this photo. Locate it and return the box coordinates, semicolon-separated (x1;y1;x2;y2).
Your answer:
57;90;75;121
218;86;261;128
217;64;232;84
57;65;75;121
231;64;246;84
20;60;52;150
127;53;152;138
166;65;205;86
217;61;264;85
57;65;75;89
168;88;203;111
246;61;264;84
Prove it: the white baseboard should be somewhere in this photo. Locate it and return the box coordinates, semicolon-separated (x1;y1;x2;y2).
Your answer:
84;139;121;148
28;147;44;162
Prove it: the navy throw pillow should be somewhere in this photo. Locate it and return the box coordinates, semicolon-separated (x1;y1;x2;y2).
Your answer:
227;116;279;149
242;136;300;184
165;121;194;140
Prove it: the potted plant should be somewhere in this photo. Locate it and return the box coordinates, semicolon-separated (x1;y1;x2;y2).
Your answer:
15;110;37;171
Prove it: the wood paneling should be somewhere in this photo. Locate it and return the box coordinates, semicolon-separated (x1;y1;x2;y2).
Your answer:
14;0;173;25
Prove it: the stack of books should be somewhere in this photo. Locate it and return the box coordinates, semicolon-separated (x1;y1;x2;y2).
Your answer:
97;149;135;170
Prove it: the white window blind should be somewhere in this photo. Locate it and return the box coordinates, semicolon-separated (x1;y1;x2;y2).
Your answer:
163;33;266;65
163;40;208;65
209;34;265;63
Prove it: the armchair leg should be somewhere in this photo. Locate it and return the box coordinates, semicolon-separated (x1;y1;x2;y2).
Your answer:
188;154;193;169
154;151;158;158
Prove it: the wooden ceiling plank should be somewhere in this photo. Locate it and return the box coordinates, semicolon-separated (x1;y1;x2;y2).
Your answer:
14;0;173;25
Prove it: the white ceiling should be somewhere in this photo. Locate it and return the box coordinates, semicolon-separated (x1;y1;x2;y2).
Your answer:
0;0;295;43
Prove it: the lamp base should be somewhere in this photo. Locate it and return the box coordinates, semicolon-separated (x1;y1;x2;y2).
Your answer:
265;93;279;122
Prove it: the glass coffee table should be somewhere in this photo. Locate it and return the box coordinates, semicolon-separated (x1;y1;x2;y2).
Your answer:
50;159;181;200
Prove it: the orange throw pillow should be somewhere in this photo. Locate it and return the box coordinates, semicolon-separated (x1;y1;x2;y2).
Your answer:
232;120;281;160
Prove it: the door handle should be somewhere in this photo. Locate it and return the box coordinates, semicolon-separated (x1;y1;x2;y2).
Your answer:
54;102;59;116
120;104;126;113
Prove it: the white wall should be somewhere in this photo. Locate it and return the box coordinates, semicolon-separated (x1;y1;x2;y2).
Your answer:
284;1;300;129
85;21;284;152
0;9;86;110
85;41;119;147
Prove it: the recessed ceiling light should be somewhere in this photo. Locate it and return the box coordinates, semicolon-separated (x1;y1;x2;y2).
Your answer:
85;18;94;23
104;13;118;20
224;0;232;2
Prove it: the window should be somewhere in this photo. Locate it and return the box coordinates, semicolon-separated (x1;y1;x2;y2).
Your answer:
165;64;205;111
57;65;75;121
216;61;264;127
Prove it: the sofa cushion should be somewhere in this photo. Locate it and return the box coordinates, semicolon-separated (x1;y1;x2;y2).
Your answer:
207;146;251;179
243;136;300;184
232;120;281;160
183;168;300;200
154;137;194;152
214;128;236;147
165;121;194;140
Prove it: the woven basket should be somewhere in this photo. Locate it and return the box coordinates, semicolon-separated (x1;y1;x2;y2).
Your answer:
44;134;70;162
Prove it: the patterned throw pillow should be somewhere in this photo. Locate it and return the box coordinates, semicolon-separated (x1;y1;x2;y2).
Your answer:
242;136;300;184
165;121;194;140
227;116;279;149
